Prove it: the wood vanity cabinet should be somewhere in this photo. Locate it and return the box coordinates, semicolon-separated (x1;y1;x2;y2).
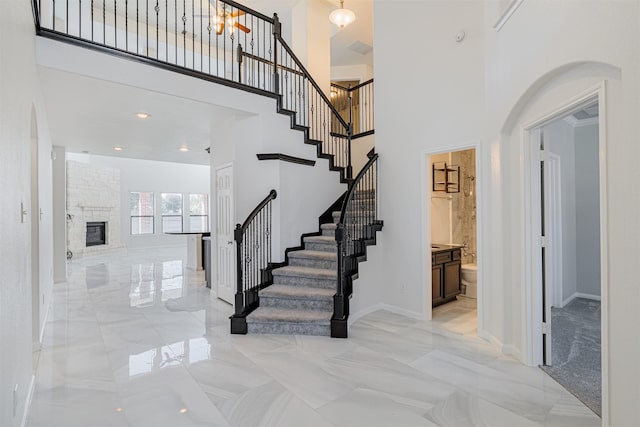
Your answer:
432;247;461;307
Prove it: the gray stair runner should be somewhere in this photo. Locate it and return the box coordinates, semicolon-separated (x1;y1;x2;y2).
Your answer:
246;209;343;336
246;191;376;336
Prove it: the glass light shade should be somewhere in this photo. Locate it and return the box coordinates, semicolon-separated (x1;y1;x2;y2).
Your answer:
329;8;356;28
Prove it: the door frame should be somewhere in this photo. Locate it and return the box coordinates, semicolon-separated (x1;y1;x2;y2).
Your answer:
546;152;564;310
213;162;235;304
30;109;41;351
522;82;608;417
421;141;484;334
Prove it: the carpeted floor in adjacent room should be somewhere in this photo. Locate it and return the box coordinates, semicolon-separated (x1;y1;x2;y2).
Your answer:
541;297;601;417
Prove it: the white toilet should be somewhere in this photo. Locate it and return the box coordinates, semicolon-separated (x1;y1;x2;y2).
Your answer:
461;264;477;299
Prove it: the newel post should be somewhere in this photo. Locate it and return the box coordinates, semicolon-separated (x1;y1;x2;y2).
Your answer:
272;13;281;94
230;223;247;334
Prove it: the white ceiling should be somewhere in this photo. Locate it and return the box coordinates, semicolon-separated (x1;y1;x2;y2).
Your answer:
242;0;374;67
38;67;239;165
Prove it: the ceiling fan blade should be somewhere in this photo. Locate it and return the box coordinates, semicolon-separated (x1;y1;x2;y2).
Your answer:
230;10;245;18
233;21;251;33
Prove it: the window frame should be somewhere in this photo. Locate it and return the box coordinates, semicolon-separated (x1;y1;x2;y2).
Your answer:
130;191;155;235
161;192;184;233
188;193;209;233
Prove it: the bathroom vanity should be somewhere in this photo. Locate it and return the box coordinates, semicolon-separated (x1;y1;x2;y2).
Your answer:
431;244;462;307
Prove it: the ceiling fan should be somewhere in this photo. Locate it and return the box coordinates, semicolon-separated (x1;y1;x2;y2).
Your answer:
195;2;251;35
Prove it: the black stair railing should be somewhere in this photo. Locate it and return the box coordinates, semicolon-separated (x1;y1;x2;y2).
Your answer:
330;79;374;139
333;152;381;338
230;189;277;334
32;0;359;180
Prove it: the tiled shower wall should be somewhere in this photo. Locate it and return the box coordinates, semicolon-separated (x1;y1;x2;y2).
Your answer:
67;160;124;258
451;149;477;265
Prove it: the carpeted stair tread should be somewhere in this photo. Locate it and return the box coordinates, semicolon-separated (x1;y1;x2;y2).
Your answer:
288;250;337;261
272;265;335;278
321;223;337;231
247;307;332;324
260;284;335;300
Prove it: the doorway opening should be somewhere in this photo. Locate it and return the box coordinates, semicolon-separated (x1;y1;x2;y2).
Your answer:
428;148;478;336
531;101;602;416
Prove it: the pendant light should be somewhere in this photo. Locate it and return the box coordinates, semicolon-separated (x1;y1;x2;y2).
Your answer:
329;0;356;29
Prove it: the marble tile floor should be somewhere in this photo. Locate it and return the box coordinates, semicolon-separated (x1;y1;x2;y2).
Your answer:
27;247;600;427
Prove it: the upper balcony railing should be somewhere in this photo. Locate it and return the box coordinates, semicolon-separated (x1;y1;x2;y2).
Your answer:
330;80;374;138
32;0;374;180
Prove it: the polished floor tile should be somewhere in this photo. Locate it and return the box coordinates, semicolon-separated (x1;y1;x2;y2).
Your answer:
27;247;600;426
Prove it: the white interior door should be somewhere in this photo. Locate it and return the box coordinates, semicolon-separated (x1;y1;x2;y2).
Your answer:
215;164;235;304
539;130;553;366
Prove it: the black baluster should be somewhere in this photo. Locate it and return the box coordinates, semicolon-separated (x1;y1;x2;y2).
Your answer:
155;0;159;59
191;0;194;69
182;0;185;66
125;0;128;51
199;0;202;71
114;0;117;47
78;0;82;38
136;0;139;53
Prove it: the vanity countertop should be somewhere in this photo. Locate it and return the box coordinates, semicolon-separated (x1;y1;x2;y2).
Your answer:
431;243;463;253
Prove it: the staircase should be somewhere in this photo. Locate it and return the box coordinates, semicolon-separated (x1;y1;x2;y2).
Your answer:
246;190;379;336
32;0;381;339
245;211;340;335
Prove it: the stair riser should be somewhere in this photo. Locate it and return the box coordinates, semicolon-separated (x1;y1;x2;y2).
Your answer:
260;296;333;311
247;322;330;336
323;229;335;237
304;241;337;252
273;275;336;289
289;257;337;270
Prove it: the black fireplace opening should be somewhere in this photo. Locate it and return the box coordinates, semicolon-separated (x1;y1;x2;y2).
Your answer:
86;222;107;247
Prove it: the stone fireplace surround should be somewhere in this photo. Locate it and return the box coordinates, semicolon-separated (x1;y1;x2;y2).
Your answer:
67;160;124;258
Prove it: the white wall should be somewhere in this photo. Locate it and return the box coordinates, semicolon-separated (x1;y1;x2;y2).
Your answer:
575;123;600;297
486;1;639;424
68;154;210;249
372;0;485;322
0;0;54;424
544;120;577;304
374;1;639;423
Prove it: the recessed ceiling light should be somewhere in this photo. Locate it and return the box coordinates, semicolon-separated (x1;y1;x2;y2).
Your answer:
179;146;189;152
136;112;151;119
114;146;123;151
179;408;188;414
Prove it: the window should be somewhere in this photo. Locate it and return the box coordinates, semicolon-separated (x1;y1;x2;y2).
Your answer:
161;193;183;233
130;192;155;234
189;194;209;232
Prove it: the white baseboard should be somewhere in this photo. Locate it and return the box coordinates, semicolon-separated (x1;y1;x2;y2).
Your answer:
575;292;601;301
20;375;35;427
348;303;426;326
563;291;601;307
